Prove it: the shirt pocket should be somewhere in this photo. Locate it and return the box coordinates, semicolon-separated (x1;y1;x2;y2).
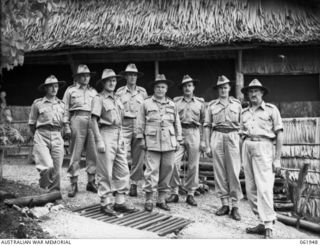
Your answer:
103;101;117;123
211;107;224;124
145;128;158;149
228;107;239;122
257;113;272;130
38;106;52;122
70;94;82;107
146;106;159;121
191;107;200;121
164;107;175;122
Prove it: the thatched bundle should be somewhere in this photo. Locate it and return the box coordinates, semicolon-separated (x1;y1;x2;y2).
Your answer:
282;118;320;144
2;0;320;52
282;146;320;159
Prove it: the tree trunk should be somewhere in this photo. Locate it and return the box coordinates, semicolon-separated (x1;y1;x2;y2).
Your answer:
4;191;62;207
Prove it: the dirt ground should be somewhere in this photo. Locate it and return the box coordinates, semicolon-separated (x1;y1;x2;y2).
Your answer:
1;158;320;239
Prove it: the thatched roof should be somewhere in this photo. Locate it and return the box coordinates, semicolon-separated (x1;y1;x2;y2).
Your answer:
7;0;320;52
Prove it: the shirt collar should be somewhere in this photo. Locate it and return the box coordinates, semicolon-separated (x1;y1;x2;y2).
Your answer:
125;85;139;94
101;91;115;99
42;96;58;104
249;100;266;111
182;96;195;102
76;83;90;90
152;95;168;104
217;97;232;106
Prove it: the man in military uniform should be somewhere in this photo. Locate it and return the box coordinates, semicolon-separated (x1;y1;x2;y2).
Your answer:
137;74;182;212
91;69;136;216
63;64;98;197
166;75;205;206
240;79;283;239
29;75;67;193
204;75;242;221
116;64;148;197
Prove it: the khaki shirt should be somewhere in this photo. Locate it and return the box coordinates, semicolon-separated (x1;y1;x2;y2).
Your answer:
137;96;182;152
115;85;148;118
204;97;242;130
173;96;205;126
28;97;66;128
62;83;97;122
91;92;123;127
240;101;283;139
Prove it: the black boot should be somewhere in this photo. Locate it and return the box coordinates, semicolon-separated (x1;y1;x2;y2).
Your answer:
230;207;241;221
246;224;266;235
86;181;98;193
215;205;230;216
129;184;138;197
166;194;179;203
186;195;197;206
68;183;78;197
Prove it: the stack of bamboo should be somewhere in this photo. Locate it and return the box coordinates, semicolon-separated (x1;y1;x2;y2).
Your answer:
281;117;320;219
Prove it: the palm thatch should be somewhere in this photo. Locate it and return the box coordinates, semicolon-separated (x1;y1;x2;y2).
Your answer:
3;0;320;52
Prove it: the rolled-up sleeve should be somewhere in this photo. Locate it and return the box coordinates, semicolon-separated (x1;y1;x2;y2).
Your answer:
91;96;102;118
272;107;283;132
203;106;212;128
136;103;146;139
62;88;71;123
28;101;38;125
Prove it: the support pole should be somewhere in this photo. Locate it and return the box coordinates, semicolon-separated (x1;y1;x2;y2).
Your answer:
0;149;3;182
154;61;159;78
235;50;244;101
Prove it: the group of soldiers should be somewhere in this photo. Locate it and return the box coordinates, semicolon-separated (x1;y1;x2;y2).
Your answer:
28;63;283;239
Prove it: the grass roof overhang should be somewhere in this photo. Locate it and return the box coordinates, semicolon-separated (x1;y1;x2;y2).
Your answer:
4;0;320;53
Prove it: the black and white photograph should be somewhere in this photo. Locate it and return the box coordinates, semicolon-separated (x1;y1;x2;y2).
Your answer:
0;0;320;243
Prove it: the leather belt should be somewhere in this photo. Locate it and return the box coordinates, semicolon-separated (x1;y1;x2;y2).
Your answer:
181;123;199;129
99;124;121;130
71;110;91;116
37;125;61;131
214;128;238;133
245;136;272;142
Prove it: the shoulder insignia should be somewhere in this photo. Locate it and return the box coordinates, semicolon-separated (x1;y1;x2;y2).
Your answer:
265;103;276;108
173;96;183;102
230;96;241;104
242;107;250;113
195;96;205;103
116;86;126;92
209;99;218;106
137;86;147;92
33;98;42;104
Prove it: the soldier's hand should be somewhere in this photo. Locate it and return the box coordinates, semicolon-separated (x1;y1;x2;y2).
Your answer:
200;141;206;153
205;146;212;158
176;141;181;151
139;138;146;150
272;159;282;176
97;140;105;153
63;125;71;140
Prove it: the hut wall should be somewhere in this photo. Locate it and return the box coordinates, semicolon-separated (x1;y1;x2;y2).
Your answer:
242;47;320;117
281;117;320;219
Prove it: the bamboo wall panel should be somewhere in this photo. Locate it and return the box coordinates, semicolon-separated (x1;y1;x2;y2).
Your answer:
279;102;320;118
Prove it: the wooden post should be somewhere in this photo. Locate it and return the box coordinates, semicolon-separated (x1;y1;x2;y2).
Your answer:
0;149;3;182
154;61;159;78
235;50;244;101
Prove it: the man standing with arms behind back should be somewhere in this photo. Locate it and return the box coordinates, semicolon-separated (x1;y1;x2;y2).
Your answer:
166;75;206;206
204;75;243;221
116;64;148;197
240;79;283;239
63;64;98;197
